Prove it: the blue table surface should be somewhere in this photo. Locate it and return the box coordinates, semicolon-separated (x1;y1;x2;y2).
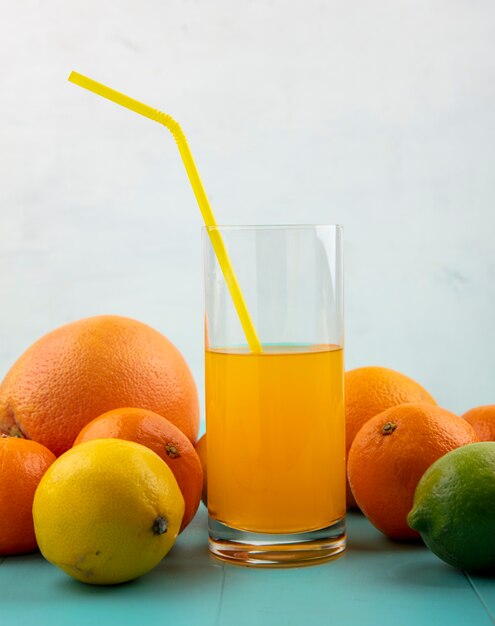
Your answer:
1;506;494;626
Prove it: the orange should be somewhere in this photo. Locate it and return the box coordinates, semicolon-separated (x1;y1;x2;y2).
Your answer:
462;405;495;441
0;435;56;555
74;408;202;533
195;433;207;506
0;315;199;456
347;402;478;540
345;366;436;508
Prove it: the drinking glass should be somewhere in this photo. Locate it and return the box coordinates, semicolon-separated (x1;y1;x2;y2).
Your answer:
204;225;345;567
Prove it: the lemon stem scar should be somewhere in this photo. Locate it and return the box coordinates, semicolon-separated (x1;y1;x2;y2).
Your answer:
152;516;168;535
382;422;397;436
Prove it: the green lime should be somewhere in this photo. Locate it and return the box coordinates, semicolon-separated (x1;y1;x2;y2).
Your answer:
408;442;495;573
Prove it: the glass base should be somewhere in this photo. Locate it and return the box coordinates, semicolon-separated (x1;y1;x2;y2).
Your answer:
208;516;346;568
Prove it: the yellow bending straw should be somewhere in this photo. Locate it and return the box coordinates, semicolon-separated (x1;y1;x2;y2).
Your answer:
68;71;262;353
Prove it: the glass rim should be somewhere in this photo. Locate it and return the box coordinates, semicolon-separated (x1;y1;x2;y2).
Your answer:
203;223;343;232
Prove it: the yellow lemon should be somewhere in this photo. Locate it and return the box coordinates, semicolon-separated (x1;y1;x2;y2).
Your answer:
33;438;185;585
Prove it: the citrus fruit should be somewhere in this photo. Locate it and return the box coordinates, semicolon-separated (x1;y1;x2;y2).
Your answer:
33;438;184;585
408;442;495;572
347;403;478;540
0;435;56;555
345;366;437;508
195;433;207;506
462;405;495;441
0;315;199;455
74;408;203;532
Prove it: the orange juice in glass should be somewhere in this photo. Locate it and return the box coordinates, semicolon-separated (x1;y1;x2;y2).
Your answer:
204;225;345;567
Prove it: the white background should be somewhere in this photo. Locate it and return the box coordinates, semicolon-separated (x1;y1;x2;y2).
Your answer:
1;0;494;425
